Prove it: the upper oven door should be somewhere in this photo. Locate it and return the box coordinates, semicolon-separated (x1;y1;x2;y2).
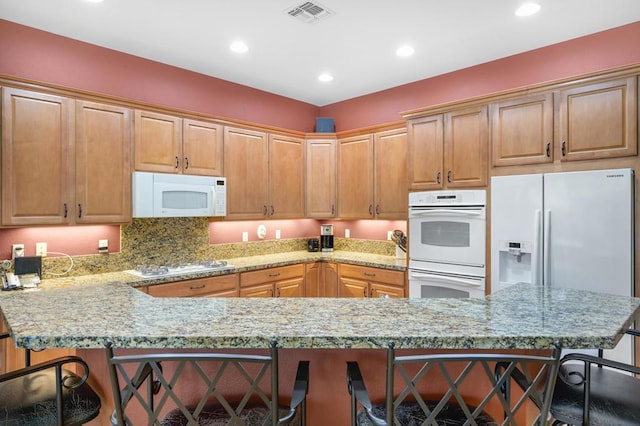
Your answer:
408;206;486;267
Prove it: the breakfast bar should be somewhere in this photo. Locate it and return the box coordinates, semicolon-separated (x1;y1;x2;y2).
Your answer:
1;281;639;425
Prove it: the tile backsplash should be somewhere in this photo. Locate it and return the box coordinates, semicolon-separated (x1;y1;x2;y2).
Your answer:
40;218;396;278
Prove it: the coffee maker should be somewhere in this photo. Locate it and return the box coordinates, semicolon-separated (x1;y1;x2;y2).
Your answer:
320;224;334;252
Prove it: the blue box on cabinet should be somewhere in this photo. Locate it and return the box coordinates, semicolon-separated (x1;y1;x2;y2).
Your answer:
315;117;335;133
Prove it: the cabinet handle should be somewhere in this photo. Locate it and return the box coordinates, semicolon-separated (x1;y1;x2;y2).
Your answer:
546;143;551;158
276;288;281;297
364;272;376;277
369;288;375;298
363;288;368;297
447;170;452;183
78;204;82;218
436;172;441;184
263;205;267;215
268;272;281;278
270;205;274;215
175;156;180;168
331;204;335;215
63;203;68;218
368;204;373;216
376;204;380;215
184;157;189;169
271;288;275;297
190;284;205;290
561;141;566;156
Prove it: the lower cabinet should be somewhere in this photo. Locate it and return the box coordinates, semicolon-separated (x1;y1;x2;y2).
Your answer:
240;264;305;297
146;274;240;298
305;262;339;297
338;264;405;298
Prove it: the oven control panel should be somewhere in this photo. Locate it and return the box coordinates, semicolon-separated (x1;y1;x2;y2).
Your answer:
409;190;486;207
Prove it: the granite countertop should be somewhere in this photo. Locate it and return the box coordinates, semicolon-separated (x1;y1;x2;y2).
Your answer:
30;251;407;290
1;277;638;351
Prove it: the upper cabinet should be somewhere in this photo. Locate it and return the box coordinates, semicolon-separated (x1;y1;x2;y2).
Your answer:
408;105;488;190
337;129;408;219
557;76;637;161
490;93;554;167
305;137;337;218
1;88;132;226
268;133;305;219
134;110;223;176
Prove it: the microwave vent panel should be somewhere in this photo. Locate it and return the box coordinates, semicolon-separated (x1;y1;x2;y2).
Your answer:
286;2;335;24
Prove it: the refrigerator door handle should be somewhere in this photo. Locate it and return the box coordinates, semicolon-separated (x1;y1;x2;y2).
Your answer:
532;209;542;285
543;209;551;286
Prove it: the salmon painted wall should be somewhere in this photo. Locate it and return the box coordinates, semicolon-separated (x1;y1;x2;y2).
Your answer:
0;19;318;132
319;21;640;130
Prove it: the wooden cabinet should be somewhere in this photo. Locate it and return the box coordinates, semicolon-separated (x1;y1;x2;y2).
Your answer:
224;126;269;219
337;129;407;219
557;76;637;161
490;93;554;167
224;128;304;220
75;100;132;223
134;110;223;176
268;133;305;219
1;88;131;226
338;264;405;298
305;138;337;218
240;264;305;297
146;274;239;298
408;105;488;190
305;262;338;297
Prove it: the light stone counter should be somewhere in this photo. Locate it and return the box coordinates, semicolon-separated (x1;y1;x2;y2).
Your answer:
1;279;638;351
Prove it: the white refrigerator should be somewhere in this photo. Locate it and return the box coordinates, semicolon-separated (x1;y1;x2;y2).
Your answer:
491;168;634;362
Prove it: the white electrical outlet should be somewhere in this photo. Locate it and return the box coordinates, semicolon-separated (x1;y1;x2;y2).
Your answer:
275;230;281;239
242;231;249;242
387;230;393;240
345;229;350;238
36;242;47;257
98;239;109;253
11;244;24;260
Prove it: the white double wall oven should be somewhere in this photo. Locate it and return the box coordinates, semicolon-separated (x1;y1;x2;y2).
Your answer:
408;190;486;299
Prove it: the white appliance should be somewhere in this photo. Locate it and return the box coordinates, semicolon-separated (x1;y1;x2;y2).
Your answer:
491;168;634;362
133;172;227;218
408;190;486;299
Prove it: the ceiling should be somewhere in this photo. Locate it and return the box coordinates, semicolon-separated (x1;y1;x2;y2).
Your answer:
2;1;640;106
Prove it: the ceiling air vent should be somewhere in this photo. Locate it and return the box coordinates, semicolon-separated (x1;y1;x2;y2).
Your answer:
286;1;335;24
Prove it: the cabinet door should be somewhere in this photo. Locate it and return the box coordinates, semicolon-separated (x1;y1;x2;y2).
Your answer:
134;110;182;173
444;105;488;188
75;101;132;224
558;76;637;161
240;283;274;298
374;128;408;219
407;115;444;191
322;262;339;297
338;134;374;218
339;277;368;298
224;127;269;219
182;119;223;176
2;88;72;225
276;277;305;297
305;138;337;218
491;93;553;167
370;283;404;298
269;134;304;218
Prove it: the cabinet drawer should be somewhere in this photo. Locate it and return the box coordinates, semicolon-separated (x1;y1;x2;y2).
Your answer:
148;274;239;297
339;264;404;286
240;264;304;287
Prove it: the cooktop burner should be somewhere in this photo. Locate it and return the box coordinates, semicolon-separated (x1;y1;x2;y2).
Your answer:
124;260;235;279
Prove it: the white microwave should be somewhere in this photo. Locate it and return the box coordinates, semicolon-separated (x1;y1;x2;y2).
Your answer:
132;172;226;218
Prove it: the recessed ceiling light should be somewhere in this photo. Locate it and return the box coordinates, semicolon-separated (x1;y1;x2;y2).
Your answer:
515;2;541;16
396;45;415;57
84;0;104;3
229;41;248;53
318;73;334;82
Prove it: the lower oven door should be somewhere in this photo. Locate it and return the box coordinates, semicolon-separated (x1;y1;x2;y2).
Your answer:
408;269;485;299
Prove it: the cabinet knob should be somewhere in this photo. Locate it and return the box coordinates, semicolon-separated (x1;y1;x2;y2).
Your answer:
175;156;180;168
78;203;82;218
270;205;275;215
447;170;452;183
363;288;368;297
436;172;441;184
331;204;335;215
63;203;68;219
561;141;567;156
546;143;551;158
263;205;268;215
184;157;189;169
368;204;373;216
376;205;380;215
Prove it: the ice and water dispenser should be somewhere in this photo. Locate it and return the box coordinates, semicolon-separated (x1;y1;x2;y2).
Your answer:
494;239;533;292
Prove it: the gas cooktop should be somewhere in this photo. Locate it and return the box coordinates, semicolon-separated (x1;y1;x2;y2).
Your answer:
124;260;235;279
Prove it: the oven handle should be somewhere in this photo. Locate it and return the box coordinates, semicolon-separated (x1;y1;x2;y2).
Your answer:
409;209;484;217
409;271;484;288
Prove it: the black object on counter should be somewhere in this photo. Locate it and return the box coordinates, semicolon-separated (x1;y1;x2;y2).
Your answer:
307;239;320;252
14;256;42;278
